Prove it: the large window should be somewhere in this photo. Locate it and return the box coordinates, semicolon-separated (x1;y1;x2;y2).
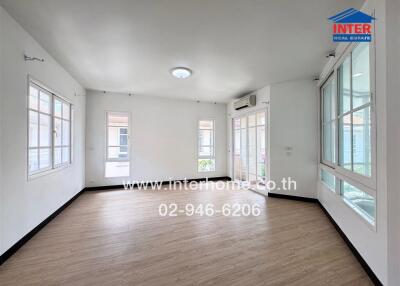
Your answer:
105;112;130;178
321;74;336;165
319;42;375;225
198;120;215;172
338;43;372;177
28;81;72;177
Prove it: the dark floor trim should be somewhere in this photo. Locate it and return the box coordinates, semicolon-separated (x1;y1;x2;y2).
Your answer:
84;176;232;191
0;189;84;266
0;183;383;285
317;202;382;286
267;192;318;203
267;193;382;285
0;177;232;264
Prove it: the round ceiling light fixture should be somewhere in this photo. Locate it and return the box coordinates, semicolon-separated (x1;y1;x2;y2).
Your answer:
171;67;192;79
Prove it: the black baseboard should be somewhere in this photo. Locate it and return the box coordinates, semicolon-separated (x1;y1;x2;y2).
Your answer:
0;176;232;264
267;192;382;286
0;189;84;266
267;192;318;203
0;183;383;286
84;176;232;191
317;202;382;286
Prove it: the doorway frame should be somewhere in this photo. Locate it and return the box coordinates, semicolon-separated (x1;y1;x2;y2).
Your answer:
231;106;270;195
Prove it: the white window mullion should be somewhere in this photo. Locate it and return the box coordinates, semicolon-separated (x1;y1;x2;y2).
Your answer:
28;80;73;178
105;112;130;178
198;120;215;172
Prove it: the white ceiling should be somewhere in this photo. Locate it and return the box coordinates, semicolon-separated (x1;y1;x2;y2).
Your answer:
0;0;363;102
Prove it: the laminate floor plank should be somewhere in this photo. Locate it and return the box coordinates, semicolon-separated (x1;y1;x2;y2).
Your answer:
0;184;373;285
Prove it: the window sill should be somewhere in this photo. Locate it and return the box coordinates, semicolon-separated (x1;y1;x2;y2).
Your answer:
28;163;72;181
319;180;376;232
342;197;376;230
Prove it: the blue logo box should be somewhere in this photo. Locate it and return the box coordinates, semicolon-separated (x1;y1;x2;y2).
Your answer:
333;34;372;42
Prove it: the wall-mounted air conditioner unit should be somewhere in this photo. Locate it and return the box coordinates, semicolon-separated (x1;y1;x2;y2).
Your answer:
233;94;256;110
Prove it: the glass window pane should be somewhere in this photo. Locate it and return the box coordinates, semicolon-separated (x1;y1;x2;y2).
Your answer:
39;114;51;147
199;120;213;130
198;159;215;172
62;147;70;163
108;147;128;159
257;112;265;126
39;148;51;169
199;130;213;147
353;107;371;177
341;181;375;223
54;147;62;165
120;134;128;146
62;103;70;120
199;146;212;156
323;79;335;122
240;128;247;181
105;162;130;178
108;114;128;127
29;149;39;173
248;115;256;127
248;127;256;174
234;130;241;155
234;118;240;129
257;125;266;177
39;91;51;114
352;43;370;109
321;169;335;191
339;114;352;170
54;99;62;117
29;86;39;110
54;118;62;146
339;57;351;115
322;121;335;163
240;117;247;129
29;111;38;147
234;130;241;180
108;127;119;146
62;120;70;146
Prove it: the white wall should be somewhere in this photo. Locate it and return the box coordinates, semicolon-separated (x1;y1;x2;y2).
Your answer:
0;6;86;255
227;81;317;198
0;6;4;257
269;80;317;198
85;90;227;186
317;0;388;283
386;0;400;284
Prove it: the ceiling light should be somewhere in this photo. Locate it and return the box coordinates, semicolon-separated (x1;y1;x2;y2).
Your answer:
171;67;192;79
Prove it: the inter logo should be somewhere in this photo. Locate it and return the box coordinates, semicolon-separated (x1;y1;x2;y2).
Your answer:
328;8;375;42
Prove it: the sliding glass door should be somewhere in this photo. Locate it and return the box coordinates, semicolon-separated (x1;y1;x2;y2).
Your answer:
233;111;267;193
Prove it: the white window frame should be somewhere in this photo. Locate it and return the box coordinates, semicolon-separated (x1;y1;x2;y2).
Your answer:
105;111;131;178
318;38;377;228
27;79;73;179
320;72;337;169
333;41;377;191
231;108;268;193
197;119;216;172
53;96;72;168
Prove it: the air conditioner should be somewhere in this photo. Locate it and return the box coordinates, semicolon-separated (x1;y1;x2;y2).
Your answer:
233;94;256;110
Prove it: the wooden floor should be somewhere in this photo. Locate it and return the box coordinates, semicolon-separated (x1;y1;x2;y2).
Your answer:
0;184;373;286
